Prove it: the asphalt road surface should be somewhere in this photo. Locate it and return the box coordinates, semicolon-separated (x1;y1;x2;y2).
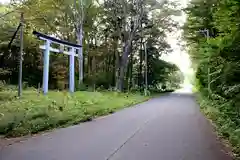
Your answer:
0;92;232;160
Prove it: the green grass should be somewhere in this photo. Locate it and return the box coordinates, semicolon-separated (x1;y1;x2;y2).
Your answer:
0;90;149;137
197;94;240;159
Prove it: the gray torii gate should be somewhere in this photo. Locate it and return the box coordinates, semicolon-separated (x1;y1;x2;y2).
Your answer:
33;31;82;94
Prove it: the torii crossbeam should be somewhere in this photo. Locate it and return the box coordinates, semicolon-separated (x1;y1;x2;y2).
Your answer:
33;31;82;94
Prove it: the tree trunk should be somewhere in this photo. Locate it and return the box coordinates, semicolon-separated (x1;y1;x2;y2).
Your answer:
138;13;143;91
138;49;143;89
112;49;116;87
87;37;93;85
126;43;133;91
88;56;92;75
126;57;130;91
117;43;131;91
129;50;133;90
76;26;84;85
92;55;96;90
115;41;120;90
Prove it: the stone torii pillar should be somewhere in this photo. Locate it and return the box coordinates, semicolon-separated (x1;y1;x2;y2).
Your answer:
33;31;82;94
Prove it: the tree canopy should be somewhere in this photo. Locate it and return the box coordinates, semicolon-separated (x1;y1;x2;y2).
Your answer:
184;0;240;154
0;0;182;92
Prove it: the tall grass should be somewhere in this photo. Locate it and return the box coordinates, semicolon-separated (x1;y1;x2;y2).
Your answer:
0;90;149;137
197;94;240;159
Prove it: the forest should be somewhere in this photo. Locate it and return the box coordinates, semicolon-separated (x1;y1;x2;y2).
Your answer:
184;0;240;157
0;0;184;137
0;0;183;92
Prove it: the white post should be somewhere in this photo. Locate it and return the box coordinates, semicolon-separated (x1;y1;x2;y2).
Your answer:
43;40;51;95
69;47;75;93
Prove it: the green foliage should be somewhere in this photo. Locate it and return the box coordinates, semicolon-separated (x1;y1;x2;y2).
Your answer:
0;81;5;91
0;90;149;137
198;94;240;158
0;0;181;93
76;83;88;91
184;0;240;157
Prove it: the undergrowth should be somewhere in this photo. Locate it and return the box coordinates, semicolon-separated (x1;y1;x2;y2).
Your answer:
197;93;240;159
0;90;149;137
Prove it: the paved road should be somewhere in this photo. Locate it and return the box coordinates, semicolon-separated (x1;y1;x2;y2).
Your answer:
0;93;232;160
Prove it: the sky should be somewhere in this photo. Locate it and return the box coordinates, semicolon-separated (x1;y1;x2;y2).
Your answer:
161;0;194;86
163;0;191;73
0;0;9;4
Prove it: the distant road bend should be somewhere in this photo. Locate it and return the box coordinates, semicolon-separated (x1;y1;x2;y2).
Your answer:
0;90;232;160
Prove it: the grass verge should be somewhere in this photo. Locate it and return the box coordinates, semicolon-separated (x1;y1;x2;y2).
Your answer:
0;90;149;137
196;94;240;159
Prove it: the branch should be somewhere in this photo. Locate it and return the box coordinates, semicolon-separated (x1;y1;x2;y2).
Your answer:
0;10;16;19
8;23;21;49
41;17;63;38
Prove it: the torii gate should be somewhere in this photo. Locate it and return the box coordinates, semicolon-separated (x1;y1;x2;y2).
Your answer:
33;31;82;94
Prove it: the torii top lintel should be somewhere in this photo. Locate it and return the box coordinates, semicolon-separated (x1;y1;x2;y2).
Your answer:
32;31;82;48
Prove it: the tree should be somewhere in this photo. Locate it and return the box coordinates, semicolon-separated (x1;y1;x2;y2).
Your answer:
184;1;240;155
0;0;182;93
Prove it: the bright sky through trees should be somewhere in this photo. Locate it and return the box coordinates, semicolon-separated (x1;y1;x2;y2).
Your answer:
163;0;193;86
0;0;9;3
164;0;191;73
